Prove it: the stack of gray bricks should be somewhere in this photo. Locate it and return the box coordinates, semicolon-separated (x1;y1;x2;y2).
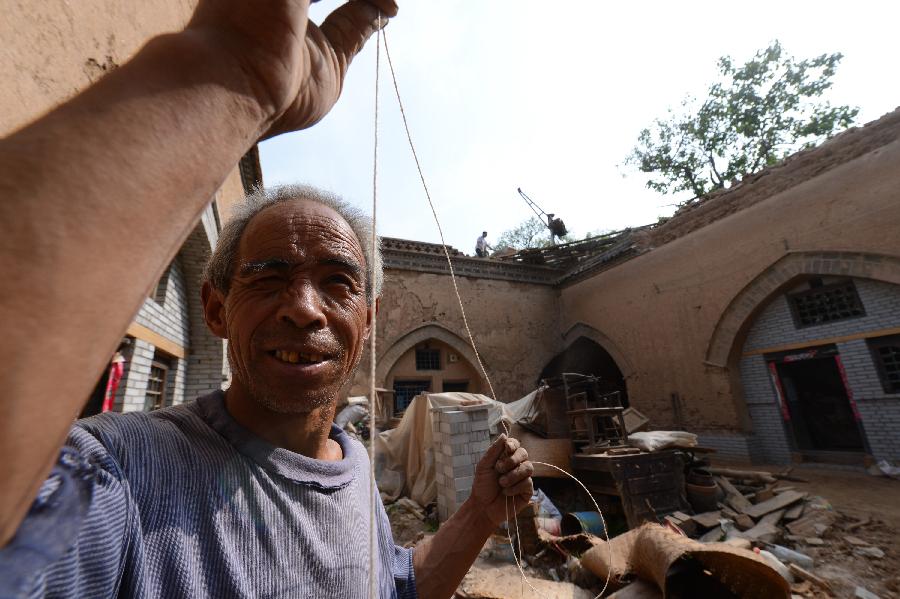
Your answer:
431;405;491;522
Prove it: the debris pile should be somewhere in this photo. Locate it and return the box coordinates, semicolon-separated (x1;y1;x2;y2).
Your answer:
658;466;894;599
375;390;897;597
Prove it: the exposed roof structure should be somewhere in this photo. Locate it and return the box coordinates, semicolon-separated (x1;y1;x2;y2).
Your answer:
380;107;900;287
639;107;900;248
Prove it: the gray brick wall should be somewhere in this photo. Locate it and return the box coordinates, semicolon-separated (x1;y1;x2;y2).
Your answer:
180;221;230;400
838;339;900;461
695;433;753;462
837;339;897;399
118;338;155;413
744;278;900;351
739;277;900;463
117;206;227;410
168;353;187;406
135;257;189;349
129;256;189;409
856;399;900;461
738;354;793;464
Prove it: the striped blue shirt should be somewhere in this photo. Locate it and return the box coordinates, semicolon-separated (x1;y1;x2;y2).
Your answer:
0;391;417;598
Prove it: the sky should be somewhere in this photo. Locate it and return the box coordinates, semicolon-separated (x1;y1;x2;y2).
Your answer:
260;0;900;255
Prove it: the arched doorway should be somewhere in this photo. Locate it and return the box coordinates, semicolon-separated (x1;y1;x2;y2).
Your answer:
718;259;900;465
539;336;628;406
384;338;484;415
378;324;487;417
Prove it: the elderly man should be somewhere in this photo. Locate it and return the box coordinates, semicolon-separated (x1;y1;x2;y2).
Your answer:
0;0;533;597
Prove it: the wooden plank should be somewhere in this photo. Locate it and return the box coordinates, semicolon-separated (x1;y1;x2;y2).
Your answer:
784;503;804;521
743;490;806;519
759;509;785;527
734;514;755;531
789;564;833;593
715;476;753;513
126;321;186;358
786;509;836;537
691;510;722;529
707;468;777;485
742;325;900;357
754;485;776;503
740;511;783;543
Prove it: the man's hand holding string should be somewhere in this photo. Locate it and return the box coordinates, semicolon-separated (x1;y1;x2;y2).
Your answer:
471;433;535;524
412;434;534;599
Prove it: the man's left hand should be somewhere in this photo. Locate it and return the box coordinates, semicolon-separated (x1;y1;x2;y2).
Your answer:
469;434;534;526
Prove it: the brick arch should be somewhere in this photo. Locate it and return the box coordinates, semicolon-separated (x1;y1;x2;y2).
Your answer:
561;322;636;381
376;323;486;388
706;251;900;367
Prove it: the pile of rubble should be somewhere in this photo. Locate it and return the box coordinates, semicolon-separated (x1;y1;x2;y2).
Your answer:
385;463;896;598
661;466;891;599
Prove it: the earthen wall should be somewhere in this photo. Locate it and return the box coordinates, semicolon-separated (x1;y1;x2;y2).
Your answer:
560;138;900;435
352;270;562;403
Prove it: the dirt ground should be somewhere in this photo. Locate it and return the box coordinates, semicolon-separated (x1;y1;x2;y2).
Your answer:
719;462;900;598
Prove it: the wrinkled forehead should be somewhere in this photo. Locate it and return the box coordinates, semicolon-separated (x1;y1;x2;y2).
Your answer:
238;199;366;265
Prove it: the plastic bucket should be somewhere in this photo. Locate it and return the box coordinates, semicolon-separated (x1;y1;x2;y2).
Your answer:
560;511;606;536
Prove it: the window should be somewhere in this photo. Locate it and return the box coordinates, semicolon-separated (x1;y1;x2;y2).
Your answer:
415;347;441;370
442;381;469;393
393;380;431;413
869;335;900;394
788;279;865;328
145;360;170;411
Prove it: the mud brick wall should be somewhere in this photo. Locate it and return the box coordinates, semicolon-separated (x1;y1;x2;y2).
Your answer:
432;405;491;522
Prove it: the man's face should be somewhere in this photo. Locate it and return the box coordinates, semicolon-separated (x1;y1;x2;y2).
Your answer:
219;199;372;413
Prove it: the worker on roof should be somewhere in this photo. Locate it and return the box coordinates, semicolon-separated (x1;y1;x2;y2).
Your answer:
475;231;493;257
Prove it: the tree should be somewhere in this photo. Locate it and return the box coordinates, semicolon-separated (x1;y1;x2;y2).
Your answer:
494;217;573;251
627;41;858;199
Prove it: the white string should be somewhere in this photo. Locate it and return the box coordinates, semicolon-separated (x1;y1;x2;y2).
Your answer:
380;31;496;404
378;27;614;599
368;14;382;599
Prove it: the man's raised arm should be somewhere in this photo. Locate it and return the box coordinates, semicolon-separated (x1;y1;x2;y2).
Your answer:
0;0;396;547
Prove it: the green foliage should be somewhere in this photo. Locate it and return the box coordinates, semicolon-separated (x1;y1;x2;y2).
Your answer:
494;217;573;251
627;41;859;199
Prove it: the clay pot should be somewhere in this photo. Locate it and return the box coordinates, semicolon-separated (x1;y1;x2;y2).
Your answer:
686;469;719;512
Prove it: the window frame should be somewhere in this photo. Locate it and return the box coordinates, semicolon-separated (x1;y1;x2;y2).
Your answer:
867;335;900;395
787;279;866;329
415;347;441;371
145;360;170;411
392;379;432;414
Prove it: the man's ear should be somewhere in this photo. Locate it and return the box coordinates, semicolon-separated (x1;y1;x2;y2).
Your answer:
201;281;228;339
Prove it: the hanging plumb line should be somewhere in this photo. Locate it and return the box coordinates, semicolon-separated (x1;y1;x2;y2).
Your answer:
369;14;382;599
373;25;614;599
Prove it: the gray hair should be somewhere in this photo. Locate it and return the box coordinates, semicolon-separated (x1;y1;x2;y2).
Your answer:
204;184;383;300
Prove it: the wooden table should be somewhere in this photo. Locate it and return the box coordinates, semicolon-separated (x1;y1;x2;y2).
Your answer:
571;449;690;529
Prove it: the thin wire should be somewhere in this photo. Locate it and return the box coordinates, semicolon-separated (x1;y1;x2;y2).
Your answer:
381;29;496;404
380;27;613;599
368;15;382;599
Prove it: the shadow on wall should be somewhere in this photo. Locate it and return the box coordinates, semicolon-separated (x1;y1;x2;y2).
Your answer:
539;337;629;406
